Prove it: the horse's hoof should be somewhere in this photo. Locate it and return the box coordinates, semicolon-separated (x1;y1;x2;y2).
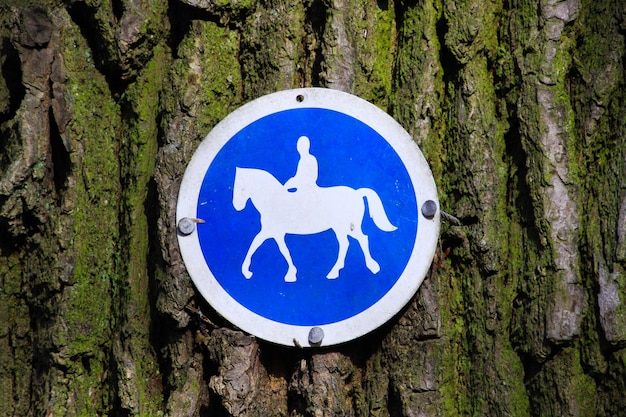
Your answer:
243;270;253;279
326;271;339;279
367;261;380;274
284;274;297;283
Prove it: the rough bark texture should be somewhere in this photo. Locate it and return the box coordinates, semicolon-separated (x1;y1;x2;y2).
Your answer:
1;0;625;416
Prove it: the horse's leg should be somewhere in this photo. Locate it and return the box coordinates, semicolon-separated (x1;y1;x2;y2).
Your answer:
351;229;380;274
242;231;269;279
274;234;297;282
327;232;349;279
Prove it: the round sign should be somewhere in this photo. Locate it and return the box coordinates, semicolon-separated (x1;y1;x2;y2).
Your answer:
176;88;439;347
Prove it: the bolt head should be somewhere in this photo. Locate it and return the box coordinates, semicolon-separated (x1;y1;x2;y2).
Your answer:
308;327;324;346
421;200;438;219
177;217;196;235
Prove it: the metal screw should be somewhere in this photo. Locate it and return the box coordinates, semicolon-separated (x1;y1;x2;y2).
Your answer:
441;210;463;226
421;200;438;219
308;327;324;346
177;217;196;235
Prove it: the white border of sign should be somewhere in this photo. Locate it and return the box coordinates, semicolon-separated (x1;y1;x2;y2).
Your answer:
176;88;439;347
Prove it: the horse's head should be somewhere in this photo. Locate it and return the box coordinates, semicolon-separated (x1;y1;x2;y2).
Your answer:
233;167;250;211
233;167;283;211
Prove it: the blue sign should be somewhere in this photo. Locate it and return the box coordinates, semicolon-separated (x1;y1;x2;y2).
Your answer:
177;89;439;347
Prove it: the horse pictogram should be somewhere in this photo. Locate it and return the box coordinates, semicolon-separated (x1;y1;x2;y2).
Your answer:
233;137;397;282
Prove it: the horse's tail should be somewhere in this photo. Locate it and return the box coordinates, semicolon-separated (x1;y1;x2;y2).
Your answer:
360;188;397;232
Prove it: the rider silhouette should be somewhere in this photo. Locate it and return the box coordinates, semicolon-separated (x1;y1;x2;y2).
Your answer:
284;136;318;192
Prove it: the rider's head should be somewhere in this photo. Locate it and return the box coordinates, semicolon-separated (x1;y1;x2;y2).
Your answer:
296;136;310;154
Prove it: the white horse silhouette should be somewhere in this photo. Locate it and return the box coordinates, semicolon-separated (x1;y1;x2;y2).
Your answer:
233;167;397;282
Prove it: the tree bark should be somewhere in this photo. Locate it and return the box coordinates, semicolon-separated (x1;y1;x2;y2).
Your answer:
1;0;625;416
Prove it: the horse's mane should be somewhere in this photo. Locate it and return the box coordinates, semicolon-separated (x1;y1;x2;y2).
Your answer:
237;167;283;189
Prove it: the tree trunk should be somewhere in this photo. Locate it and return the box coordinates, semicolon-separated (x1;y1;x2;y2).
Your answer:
1;0;625;416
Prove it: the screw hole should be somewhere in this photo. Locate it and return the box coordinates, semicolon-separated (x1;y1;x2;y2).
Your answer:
296;94;304;102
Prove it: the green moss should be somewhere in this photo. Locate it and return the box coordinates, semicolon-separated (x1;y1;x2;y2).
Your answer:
239;1;305;96
574;0;626;370
534;347;597;416
436;0;540;413
352;1;396;109
440;325;471;416
44;13;123;415
0;251;32;417
443;0;499;63
173;20;242;134
601;349;626;414
439;258;472;416
117;42;169;415
495;336;530;415
65;67;120;356
391;0;445;184
208;0;255;13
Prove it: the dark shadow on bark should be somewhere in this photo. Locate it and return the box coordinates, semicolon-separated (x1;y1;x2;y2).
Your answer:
167;0;251;58
65;1;127;97
283;349;313;414
504;99;547;369
109;345;132;417
395;0;419;9
198;329;230;417
143;173;173;401
0;37;24;122
435;13;462;87
0;216;18;255
48;109;71;196
386;378;402;417
166;0;193;59
392;0;425;59
145;175;160;306
303;0;327;87
504;117;536;237
0;121;20;198
111;0;124;22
